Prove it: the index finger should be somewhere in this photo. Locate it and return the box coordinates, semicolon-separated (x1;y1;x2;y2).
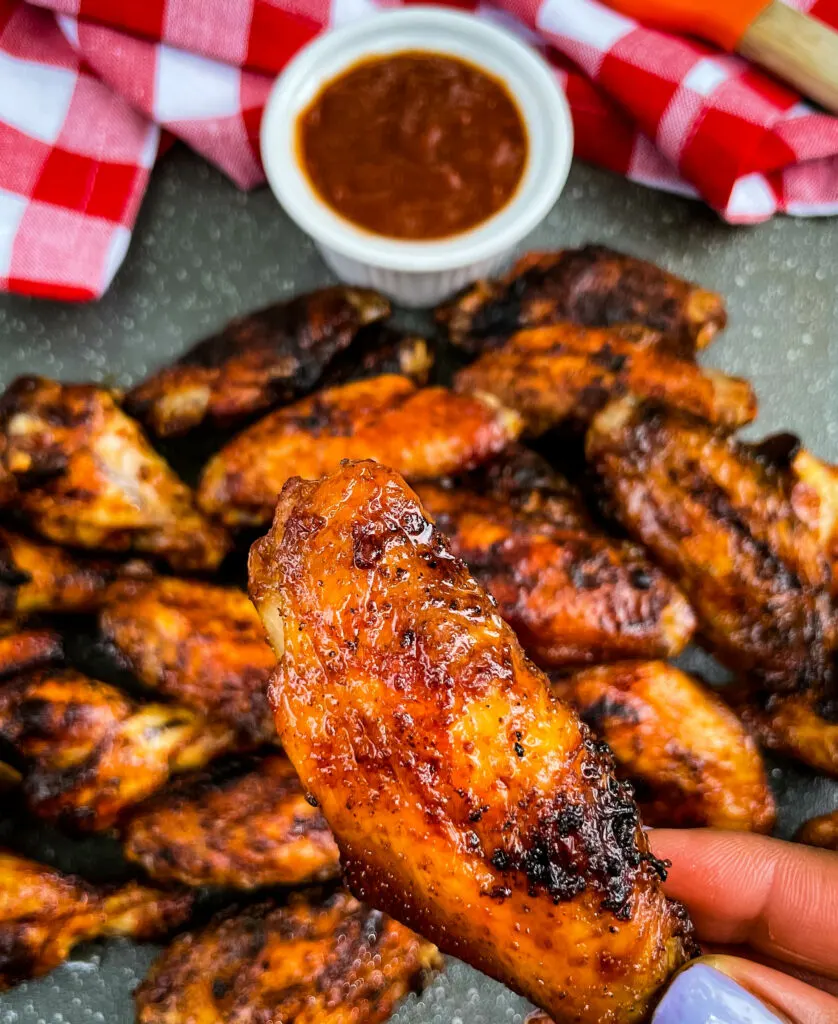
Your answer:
651;829;838;979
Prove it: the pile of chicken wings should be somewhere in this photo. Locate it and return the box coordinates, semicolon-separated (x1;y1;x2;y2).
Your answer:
0;247;835;1024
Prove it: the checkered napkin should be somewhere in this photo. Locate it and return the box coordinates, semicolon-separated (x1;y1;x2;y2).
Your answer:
3;0;838;301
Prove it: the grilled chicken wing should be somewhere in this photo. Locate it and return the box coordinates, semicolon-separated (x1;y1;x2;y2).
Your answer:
249;460;698;1024
0;628;63;677
0;850;191;991
0;669;235;832
319;323;434;389
732;689;838;777
794;809;838;850
414;482;695;667
100;577;276;744
124;287;390;437
551;662;774;832
791;449;838;575
454;324;756;435
135;891;441;1024
0;526;150;626
586;397;837;700
0;377;229;571
436;245;727;356
123;754;339;889
199;376;522;527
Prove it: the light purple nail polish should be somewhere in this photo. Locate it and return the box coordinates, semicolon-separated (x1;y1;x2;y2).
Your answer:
652;964;784;1024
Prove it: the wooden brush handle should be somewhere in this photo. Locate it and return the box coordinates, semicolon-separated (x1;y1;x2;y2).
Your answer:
739;1;838;114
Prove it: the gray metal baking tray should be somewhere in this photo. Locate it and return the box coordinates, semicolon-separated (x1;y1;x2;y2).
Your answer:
0;148;836;1024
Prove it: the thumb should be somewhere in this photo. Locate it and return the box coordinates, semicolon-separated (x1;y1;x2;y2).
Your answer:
651;955;838;1024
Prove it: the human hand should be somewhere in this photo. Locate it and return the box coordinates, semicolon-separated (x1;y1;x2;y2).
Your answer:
649;829;838;1024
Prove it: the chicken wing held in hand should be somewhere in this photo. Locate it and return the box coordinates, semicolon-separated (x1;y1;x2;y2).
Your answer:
0;377;229;571
0;850;192;991
551;661;775;832
454;323;756;435
249;460;697;1024
0;525;149;626
123;754;340;889
100;577;276;744
586;397;836;702
199;375;522;527
0;669;235;832
124;286;390;437
414;482;695;667
135;891;441;1024
436;245;727;356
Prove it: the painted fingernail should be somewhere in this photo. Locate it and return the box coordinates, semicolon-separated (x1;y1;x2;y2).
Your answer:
652;963;784;1024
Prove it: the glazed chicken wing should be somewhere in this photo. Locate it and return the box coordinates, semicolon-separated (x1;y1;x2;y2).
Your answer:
0;628;63;677
586;397;837;700
199;375;522;527
0;850;191;991
436;245;727;356
732;689;838;777
795;809;838;850
454;323;756;435
0;525;150;626
135;891;441;1024
124;287;390;437
249;460;697;1024
551;662;774;832
318;323;434;389
123;754;339;889
0;377;229;571
791;449;838;576
0;669;235;832
414;481;695;667
100;577;276;744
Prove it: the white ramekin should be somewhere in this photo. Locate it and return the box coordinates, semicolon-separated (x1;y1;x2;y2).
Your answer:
260;7;573;307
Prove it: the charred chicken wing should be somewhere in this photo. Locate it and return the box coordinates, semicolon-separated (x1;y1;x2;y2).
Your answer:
414;482;695;667
123;754;340;890
794;809;838;850
100;577;276;744
454;323;756;435
0;851;191;991
0;526;149;626
732;689;838;777
135;891;441;1024
124;287;390;437
318;323;434;390
0;377;229;571
551;662;774;832
199;375;522;527
586;397;837;701
436;245;727;356
0;669;235;832
249;460;697;1024
0;628;63;677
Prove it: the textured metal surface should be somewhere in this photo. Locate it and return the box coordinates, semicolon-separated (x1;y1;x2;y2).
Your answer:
0;147;837;1024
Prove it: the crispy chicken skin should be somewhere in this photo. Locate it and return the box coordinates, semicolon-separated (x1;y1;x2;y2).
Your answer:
199;375;522;527
0;526;149;625
586;397;837;700
436;245;727;356
454;324;756;435
551;662;775;832
100;577;276;744
123;754;340;890
794;809;838;850
135;891;442;1024
0;851;191;991
0;629;63;677
124;287;390;437
0;669;235;832
791;449;838;577
732;690;838;777
414;482;695;667
249;461;698;1024
0;377;229;571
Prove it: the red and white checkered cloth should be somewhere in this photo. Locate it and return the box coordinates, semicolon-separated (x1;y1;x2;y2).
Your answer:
3;0;838;300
